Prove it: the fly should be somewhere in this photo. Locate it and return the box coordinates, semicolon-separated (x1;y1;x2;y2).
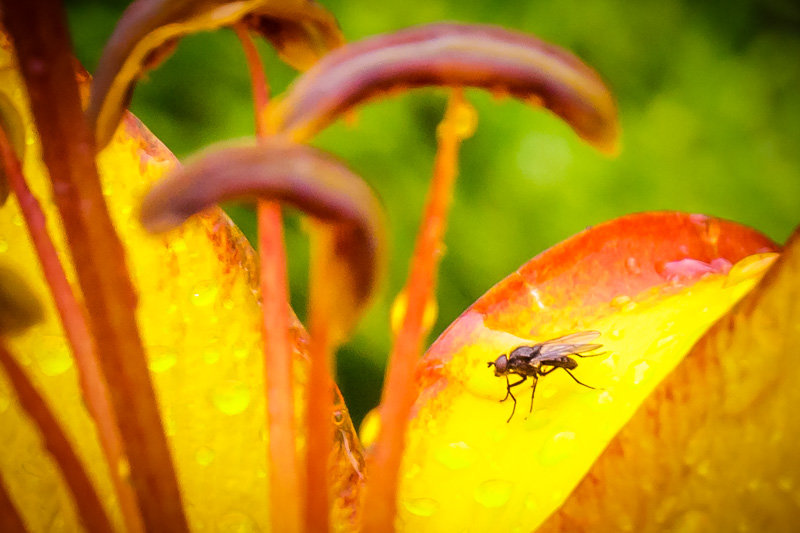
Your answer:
487;331;604;422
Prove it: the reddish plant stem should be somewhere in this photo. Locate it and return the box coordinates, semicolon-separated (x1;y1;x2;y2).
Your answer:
305;227;335;533
0;125;145;533
362;90;469;532
0;341;113;532
1;1;189;530
0;472;27;532
234;24;302;533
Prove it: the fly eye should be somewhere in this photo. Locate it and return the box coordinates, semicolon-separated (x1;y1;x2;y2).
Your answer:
493;355;508;374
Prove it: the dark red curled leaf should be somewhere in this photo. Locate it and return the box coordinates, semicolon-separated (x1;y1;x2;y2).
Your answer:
269;22;619;152
87;0;343;150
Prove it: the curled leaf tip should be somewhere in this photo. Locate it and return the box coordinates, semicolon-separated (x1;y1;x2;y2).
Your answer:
88;0;343;150
269;22;619;151
140;139;385;334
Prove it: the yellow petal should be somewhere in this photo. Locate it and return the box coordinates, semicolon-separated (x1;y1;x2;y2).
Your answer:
396;212;778;531
538;227;800;531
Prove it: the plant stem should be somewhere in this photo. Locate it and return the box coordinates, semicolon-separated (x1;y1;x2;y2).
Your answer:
0;124;145;533
305;227;336;533
0;340;113;532
1;1;188;529
362;89;472;532
234;24;302;533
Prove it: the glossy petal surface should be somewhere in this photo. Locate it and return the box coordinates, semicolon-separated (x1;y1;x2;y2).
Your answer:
397;212;778;531
539;226;800;531
0;47;361;531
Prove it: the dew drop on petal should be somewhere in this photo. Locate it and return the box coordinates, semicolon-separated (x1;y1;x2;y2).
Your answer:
212;380;251;415
778;476;794;493
625;256;641;275
0;239;8;253
36;346;73;376
403;497;439;517
217;511;259;533
203;349;220;364
610;295;631;307
435;441;476;470
539;431;577;466
148;347;177;373
195;446;215;466
191;280;219;307
631;360;650;385
474;479;513;508
597;390;614;405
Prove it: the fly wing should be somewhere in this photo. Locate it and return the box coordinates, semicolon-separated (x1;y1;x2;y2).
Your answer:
536;331;602;358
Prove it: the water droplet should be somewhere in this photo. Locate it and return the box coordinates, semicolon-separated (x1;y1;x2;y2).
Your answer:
403;497;439;517
196;447;215;466
597;390;614;404
203;349;220;364
0;239;8;253
191;281;219;307
625;257;641;275
656;335;676;349
212;380;251;415
148;347;177;373
36;346;73;376
632;361;650;385
12;214;23;227
608;329;624;340
524;493;539;511
539;431;577;466
435;441;476;470
669;510;710;533
611;295;631;307
216;511;259;533
474;479;513;508
778;476;794;493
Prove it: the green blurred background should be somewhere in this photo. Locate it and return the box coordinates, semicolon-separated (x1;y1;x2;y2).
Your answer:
65;0;800;425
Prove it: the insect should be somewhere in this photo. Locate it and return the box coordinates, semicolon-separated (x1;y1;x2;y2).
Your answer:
487;331;604;422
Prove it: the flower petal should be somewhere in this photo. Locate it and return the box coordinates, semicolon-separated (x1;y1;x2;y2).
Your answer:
537;225;800;531
394;212;778;531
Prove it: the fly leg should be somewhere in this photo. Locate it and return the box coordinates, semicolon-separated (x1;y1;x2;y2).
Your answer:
502;375;526;422
525;375;540;418
502;374;527;401
561;368;596;390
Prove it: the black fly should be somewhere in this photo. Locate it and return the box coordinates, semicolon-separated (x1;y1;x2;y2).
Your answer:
487;331;604;422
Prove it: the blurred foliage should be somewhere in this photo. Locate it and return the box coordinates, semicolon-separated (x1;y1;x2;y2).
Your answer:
64;0;800;424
